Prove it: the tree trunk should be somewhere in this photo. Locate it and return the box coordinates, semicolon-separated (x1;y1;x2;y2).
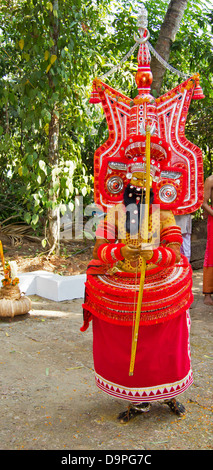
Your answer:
151;0;188;95
48;107;60;254
47;0;60;255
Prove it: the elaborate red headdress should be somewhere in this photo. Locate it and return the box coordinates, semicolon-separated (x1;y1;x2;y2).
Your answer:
89;6;204;215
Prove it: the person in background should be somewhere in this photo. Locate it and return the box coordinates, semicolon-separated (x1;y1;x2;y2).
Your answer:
202;175;213;306
175;214;192;263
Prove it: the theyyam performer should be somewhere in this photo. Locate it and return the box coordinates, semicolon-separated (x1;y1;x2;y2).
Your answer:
81;5;204;422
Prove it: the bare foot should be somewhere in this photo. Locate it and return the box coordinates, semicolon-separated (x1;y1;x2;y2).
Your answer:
204;295;213;306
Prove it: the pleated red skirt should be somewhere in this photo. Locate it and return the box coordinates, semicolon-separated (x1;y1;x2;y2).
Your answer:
92;311;193;403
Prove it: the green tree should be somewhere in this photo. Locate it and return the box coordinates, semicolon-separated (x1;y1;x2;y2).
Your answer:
0;0;113;252
0;0;212;251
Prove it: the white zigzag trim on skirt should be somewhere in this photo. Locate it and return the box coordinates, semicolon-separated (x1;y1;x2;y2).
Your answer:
94;369;193;403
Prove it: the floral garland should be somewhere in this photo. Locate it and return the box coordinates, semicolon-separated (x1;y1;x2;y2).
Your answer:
92;74;200;108
0;241;19;287
155;74;200;105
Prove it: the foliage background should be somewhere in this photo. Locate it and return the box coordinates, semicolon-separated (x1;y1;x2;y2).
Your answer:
0;0;212;236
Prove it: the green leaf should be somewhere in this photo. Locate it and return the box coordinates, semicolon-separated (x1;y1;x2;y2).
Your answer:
60;204;67;215
39;160;47;174
50;54;57;64
27;155;33;166
24;212;31;224
44;50;49;61
46;2;53;12
18;39;24;50
32;214;39;225
41;238;47;248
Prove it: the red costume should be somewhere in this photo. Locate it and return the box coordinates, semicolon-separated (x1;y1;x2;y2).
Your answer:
81;6;204;418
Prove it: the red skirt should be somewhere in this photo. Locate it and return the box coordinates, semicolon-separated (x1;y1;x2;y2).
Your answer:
203;211;213;294
204;210;213;268
92;311;193;403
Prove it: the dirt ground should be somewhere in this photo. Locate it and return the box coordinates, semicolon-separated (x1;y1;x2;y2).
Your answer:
0;257;212;453
0;232;95;277
0;231;212;453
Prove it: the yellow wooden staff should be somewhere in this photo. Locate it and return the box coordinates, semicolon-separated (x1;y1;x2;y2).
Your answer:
129;125;151;376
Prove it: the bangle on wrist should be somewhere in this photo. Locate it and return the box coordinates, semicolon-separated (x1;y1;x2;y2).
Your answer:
147;246;176;267
97;243;125;264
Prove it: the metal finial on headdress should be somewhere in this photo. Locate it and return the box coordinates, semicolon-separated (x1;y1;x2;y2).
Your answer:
137;3;148;30
134;3;150;43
